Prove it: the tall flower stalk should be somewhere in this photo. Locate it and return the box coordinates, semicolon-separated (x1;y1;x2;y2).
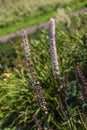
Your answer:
49;18;59;76
75;66;87;101
21;29;48;115
49;18;66;118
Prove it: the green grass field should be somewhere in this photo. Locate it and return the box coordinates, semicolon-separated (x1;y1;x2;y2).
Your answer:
0;0;87;36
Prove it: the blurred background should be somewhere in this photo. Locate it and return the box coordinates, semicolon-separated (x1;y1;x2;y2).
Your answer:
0;0;87;36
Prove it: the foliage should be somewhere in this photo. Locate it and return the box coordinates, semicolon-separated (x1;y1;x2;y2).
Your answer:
0;43;17;72
0;12;87;130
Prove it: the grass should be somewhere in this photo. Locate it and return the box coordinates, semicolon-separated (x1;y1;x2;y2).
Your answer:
0;10;56;36
0;11;87;129
0;0;87;36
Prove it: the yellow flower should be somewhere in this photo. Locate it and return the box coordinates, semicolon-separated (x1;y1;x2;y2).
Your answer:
4;73;12;78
